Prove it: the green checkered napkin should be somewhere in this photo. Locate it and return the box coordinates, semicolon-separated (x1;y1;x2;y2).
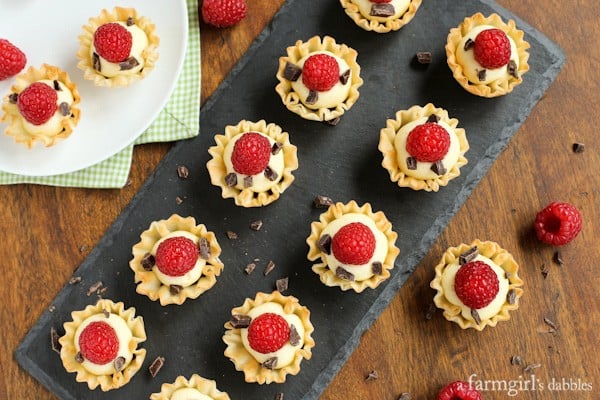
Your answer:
0;0;200;188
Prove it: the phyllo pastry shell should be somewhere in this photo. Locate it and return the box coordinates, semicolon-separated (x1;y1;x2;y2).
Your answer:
1;64;81;148
339;0;422;33
430;239;524;331
223;291;315;384
150;374;231;400
307;200;400;293
58;298;146;391
130;214;224;306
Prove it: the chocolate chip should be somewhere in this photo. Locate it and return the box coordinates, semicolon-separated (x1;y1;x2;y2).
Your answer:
226;231;238;240
274;393;284;400
148;356;165;377
53;80;61;91
572;142;585;153
313;195;334;208
102;309;110;318
289;323;301;346
406;156;417;170
459;246;478;265
177;165;189;179
510;355;522;366
8;93;18;104
198;238;211;260
75;352;84;363
339;69;350;85
370;3;394;17
244;262;256;275
540;263;549;279
372;262;383;275
336;267;355;281
471;309;482;325
365;370;379;381
523;363;541;373
225;172;237;187
126;17;135;26
50;327;61;354
398;393;412;400
141;253;155;271
271;142;283;155
325;117;341;126
282;62;302;81
263;357;278;369
119;56;139;71
264;260;276;276
230;314;252;329
543;317;558;331
507;60;518;78
477;69;487;81
69;276;82;285
169;284;182;295
464;38;475;51
264;166;278;181
276;277;289;293
431;160;447;175
175;196;183;205
553;251;564;266
305;90;318;105
415;52;432;64
243;176;253;188
317;234;332;254
86;281;104;296
507;289;517;305
250;220;263;231
92;53;101;71
114;356;126;372
59;102;71;116
427;114;440;123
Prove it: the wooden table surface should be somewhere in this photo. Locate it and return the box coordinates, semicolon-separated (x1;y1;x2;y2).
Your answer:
1;1;598;399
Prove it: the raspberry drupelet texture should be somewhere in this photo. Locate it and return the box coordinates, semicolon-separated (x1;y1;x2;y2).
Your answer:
202;0;247;28
406;122;451;162
231;132;272;176
454;260;499;309
93;23;133;63
78;321;119;365
17;82;58;125
370;0;393;3
474;28;511;69
331;222;376;265
534;201;583;246
247;312;290;354
437;380;483;400
0;38;27;81
155;236;199;277
301;53;340;92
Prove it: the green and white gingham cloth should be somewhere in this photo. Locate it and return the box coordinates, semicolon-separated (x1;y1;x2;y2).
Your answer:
0;0;200;188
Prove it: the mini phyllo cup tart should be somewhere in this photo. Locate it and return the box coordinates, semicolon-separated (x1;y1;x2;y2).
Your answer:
77;6;159;88
430;239;524;331
339;0;422;33
130;214;224;306
446;12;530;98
223;291;315;384
207;119;298;208
378;103;469;192
307;200;400;293
275;35;363;124
150;374;231;400
58;298;146;391
1;64;81;148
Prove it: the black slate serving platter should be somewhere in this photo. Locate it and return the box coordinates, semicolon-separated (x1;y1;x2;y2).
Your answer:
16;0;565;399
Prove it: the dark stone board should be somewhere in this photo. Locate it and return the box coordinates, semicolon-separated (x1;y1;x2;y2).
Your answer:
15;0;565;399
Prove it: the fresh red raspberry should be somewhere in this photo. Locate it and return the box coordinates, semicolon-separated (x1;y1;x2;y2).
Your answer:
406;122;451;162
437;381;483;400
78;321;119;365
247;313;290;354
0;38;27;81
231;132;271;175
370;0;392;3
474;28;511;69
301;53;340;92
17;82;57;126
454;261;499;309
155;236;199;277
93;23;132;63
331;222;376;265
534;202;582;246
202;0;247;28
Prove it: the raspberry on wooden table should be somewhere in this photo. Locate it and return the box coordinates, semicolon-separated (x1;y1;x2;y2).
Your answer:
437;380;483;400
202;0;247;28
534;201;582;246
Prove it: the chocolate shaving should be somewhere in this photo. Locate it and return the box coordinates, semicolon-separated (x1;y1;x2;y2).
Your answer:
543;317;558;331
553;251;563;266
540;263;549;279
141;253;155;271
50;327;62;354
305;90;318;105
230;314;252;329
225;172;237;187
169;284;183;295
75;352;84;363
313;195;334;208
177;165;189;179
250;219;263;231
59;102;71;116
102;309;110;318
226;231;238;240
523;363;541;373
69;276;82;285
339;69;350;85
317;234;332;254
276;277;289;293
431;160;447;175
572;142;585;153
336;266;355;281
244;262;256;275
175;196;184;205
427;114;440;123
271;142;283;155
510;355;522;366
8;93;18;104
92;52;101;71
264;260;276;276
464;38;475;51
262;357;278;369
264;166;278;181
282;62;302;81
372;261;383;275
243;175;253;188
477;69;487;81
370;3;394;17
126;17;135;26
289;323;301;346
507;289;517;305
365;370;379;381
325;117;341;126
416;52;432;65
406;156;417;170
398;393;412;400
199;238;211;260
148;356;165;378
119;57;139;71
471;309;482;325
114;356;126;372
507;60;518;78
425;302;436;320
459;246;478;265
274;393;284;400
86;281;103;296
53;80;61;91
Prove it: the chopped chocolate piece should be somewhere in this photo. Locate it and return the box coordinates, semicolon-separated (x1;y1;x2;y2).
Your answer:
169;284;182;295
372;261;383;275
572;142;585;153
543;317;558;331
325;117;341;126
282;61;302;81
126;17;135;26
507;289;517;305
264;260;276;276
370;3;394;17
523;363;541;373
250;220;263;231
177;165;189;179
243;175;253;188
199;238;211;260
336;266;355;281
92;52;101;71
507;60;518;78
464;38;475;51
510;355;522;366
230;314;252;329
175;196;184;205
48;305;56;313
264;166;278;181
365;370;379;381
426;114;440;123
305;90;318;105
271;141;283;155
119;56;139;71
8;93;18;104
276;277;289;293
141;253;155;271
114;356;126;372
553;251;563;266
471;309;482;325
263;357;278;369
226;230;238;240
244;262;256;275
425;302;436;320
225;172;237;187
86;281;103;296
313;195;334;208
59;102;71;116
416;51;432;64
459;246;479;265
50;327;61;354
398;393;412;400
69;276;82;285
274;393;284;400
477;69;487;81
540;263;549;279
431;160;447;175
406;156;417;170
317;234;332;254
75;352;84;363
289;324;300;346
102;309;110;318
339;69;350;85
148;356;165;378
53;80;61;91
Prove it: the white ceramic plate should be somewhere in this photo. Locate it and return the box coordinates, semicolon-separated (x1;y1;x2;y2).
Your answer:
0;0;188;176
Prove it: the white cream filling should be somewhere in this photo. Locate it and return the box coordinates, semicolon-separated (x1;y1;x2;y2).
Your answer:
21;79;74;135
151;231;204;287
91;21;149;77
223;131;285;193
171;388;213;400
321;213;388;281
351;0;410;22
290;51;351;109
240;302;305;369
441;254;510;322
456;24;519;84
74;313;134;376
394;117;460;180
